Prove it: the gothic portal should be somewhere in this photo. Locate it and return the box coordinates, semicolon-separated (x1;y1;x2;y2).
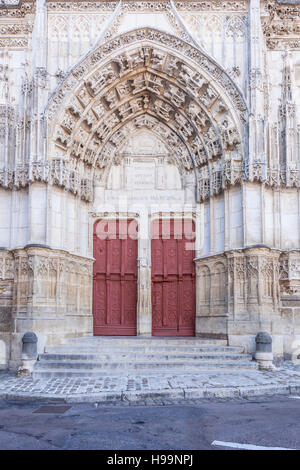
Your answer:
0;0;300;369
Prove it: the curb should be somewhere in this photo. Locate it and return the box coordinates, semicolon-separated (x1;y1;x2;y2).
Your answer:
1;384;300;403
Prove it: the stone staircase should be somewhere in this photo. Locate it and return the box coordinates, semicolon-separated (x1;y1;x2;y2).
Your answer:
33;336;258;379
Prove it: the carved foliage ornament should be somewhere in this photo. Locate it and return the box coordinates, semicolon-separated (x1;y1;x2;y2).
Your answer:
263;1;300;49
0;160;93;202
175;1;247;11
0;1;34;17
49;36;245;199
44;1;248;13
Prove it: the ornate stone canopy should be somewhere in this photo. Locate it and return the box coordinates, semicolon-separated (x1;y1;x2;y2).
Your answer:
46;27;247;201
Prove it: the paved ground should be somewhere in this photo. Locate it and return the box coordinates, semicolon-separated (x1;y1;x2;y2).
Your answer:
0;396;299;450
1;362;300;403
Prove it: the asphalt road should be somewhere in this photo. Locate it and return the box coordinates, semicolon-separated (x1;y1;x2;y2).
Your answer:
0;396;299;450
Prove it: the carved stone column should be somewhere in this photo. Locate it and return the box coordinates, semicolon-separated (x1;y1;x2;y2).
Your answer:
226;250;247;320
183;171;196;204
247;0;267;181
136;220;152;336
137;257;152;336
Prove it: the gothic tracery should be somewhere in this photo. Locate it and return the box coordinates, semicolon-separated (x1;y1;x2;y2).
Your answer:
48;29;245;202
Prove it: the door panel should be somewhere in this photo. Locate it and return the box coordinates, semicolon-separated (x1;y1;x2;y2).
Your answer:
151;219;195;336
93;219;138;335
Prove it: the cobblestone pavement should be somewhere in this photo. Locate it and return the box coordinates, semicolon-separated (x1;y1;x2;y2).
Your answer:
1;362;300;403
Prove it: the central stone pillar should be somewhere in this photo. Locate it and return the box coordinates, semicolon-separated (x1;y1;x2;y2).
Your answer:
136;216;152;336
137;258;152;336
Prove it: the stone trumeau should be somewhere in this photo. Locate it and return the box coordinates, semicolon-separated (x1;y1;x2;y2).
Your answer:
0;0;299;370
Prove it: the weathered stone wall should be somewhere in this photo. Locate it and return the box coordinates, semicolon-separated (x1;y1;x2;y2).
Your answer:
0;246;93;369
0;251;13;368
278;250;300;358
195;244;300;357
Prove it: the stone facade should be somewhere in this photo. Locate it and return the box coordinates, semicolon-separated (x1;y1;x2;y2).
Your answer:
0;0;300;368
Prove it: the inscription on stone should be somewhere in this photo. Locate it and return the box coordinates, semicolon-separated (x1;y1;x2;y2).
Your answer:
133;163;155;189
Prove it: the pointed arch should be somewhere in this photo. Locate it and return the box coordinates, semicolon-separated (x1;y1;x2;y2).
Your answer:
45;28;248;202
95;114;195;187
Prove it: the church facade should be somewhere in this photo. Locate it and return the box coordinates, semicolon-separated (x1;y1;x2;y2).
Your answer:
0;0;300;370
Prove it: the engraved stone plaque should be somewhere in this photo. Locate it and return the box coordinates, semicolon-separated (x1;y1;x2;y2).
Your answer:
133;162;156;189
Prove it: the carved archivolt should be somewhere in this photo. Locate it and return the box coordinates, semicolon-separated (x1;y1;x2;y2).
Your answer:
47;28;246;124
97;116;194;185
47;28;246;202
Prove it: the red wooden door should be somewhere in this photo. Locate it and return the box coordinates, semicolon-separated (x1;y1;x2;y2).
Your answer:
93;219;138;335
151;219;196;336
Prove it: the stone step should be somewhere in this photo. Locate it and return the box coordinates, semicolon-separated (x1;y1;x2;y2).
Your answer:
45;345;244;354
34;337;256;379
34;359;257;372
39;352;250;362
64;337;228;347
33;361;258;379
